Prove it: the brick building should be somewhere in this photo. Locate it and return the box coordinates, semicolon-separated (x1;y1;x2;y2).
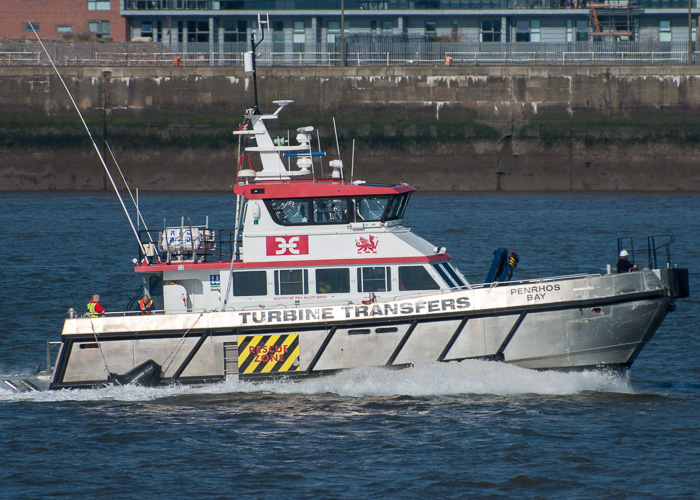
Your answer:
0;0;128;41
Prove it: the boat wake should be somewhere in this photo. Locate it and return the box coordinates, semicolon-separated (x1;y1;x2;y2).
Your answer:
0;360;634;402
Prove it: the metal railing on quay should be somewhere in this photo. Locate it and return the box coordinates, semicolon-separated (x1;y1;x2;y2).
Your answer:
0;41;695;67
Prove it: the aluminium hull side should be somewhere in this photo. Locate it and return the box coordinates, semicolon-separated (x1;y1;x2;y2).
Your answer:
50;270;674;389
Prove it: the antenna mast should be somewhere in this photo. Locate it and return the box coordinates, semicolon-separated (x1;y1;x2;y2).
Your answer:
244;13;269;115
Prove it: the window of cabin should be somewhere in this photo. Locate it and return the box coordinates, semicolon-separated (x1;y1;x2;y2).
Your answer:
358;267;391;293
398;266;440;291
313;198;349;223
275;269;308;295
316;268;350;294
268;199;310;224
432;262;467;288
233;271;267;296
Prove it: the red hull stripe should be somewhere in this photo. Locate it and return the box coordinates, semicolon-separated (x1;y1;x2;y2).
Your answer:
135;254;450;272
233;180;414;199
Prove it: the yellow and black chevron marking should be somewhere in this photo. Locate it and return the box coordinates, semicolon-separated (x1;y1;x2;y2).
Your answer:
238;334;300;375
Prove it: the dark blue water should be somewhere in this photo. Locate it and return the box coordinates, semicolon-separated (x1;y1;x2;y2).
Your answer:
1;191;699;499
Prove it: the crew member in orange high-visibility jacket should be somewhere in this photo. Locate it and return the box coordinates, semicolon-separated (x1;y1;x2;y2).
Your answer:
139;294;154;314
87;294;105;317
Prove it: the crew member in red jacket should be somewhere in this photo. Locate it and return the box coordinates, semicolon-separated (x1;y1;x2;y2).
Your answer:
139;294;154;314
87;294;105;317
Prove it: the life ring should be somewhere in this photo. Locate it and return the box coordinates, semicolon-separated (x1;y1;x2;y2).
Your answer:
238;154;254;171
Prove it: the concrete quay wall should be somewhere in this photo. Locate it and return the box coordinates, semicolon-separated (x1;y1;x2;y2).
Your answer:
1;65;699;191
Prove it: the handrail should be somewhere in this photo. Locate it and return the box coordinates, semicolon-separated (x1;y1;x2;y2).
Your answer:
617;234;675;269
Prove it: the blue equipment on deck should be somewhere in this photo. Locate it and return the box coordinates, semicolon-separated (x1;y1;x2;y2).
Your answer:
486;248;519;283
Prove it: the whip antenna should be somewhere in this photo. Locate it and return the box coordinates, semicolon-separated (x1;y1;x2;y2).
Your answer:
30;24;148;259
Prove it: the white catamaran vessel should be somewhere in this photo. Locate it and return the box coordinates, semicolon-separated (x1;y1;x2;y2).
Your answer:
2;23;689;393
10;96;686;391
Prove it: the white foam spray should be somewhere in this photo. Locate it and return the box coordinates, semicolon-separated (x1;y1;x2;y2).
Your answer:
0;360;633;403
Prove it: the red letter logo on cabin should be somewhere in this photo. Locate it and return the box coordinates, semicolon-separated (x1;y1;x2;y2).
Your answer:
266;236;309;256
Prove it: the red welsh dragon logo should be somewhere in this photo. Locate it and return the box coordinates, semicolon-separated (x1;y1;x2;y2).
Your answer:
356;235;378;254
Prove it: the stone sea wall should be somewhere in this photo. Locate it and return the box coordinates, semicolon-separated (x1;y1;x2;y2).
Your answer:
1;65;700;191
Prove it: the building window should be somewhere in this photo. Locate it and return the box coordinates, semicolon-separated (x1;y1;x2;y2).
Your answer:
576;20;588;41
425;21;436;40
275;270;308;295
516;20;539;42
293;21;305;44
530;20;540;42
358;267;391;293
327;20;340;43
272;21;284;44
87;0;111;11
481;20;501;42
223;20;246;42
141;22;153;36
659;20;671;42
56;25;73;34
23;23;40;32
382;20;392;32
316;268;350;294
233;271;267;296
187;20;209;42
87;21;110;38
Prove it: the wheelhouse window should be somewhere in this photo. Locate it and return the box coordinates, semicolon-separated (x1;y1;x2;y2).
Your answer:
316;268;350;294
313;198;349;223
266;193;410;226
398;266;440;291
432;262;467;288
233;271;267;296
358;267;391;293
275;269;308;295
269;199;309;224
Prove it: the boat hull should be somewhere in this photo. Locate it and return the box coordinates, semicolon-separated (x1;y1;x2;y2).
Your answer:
49;270;678;389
